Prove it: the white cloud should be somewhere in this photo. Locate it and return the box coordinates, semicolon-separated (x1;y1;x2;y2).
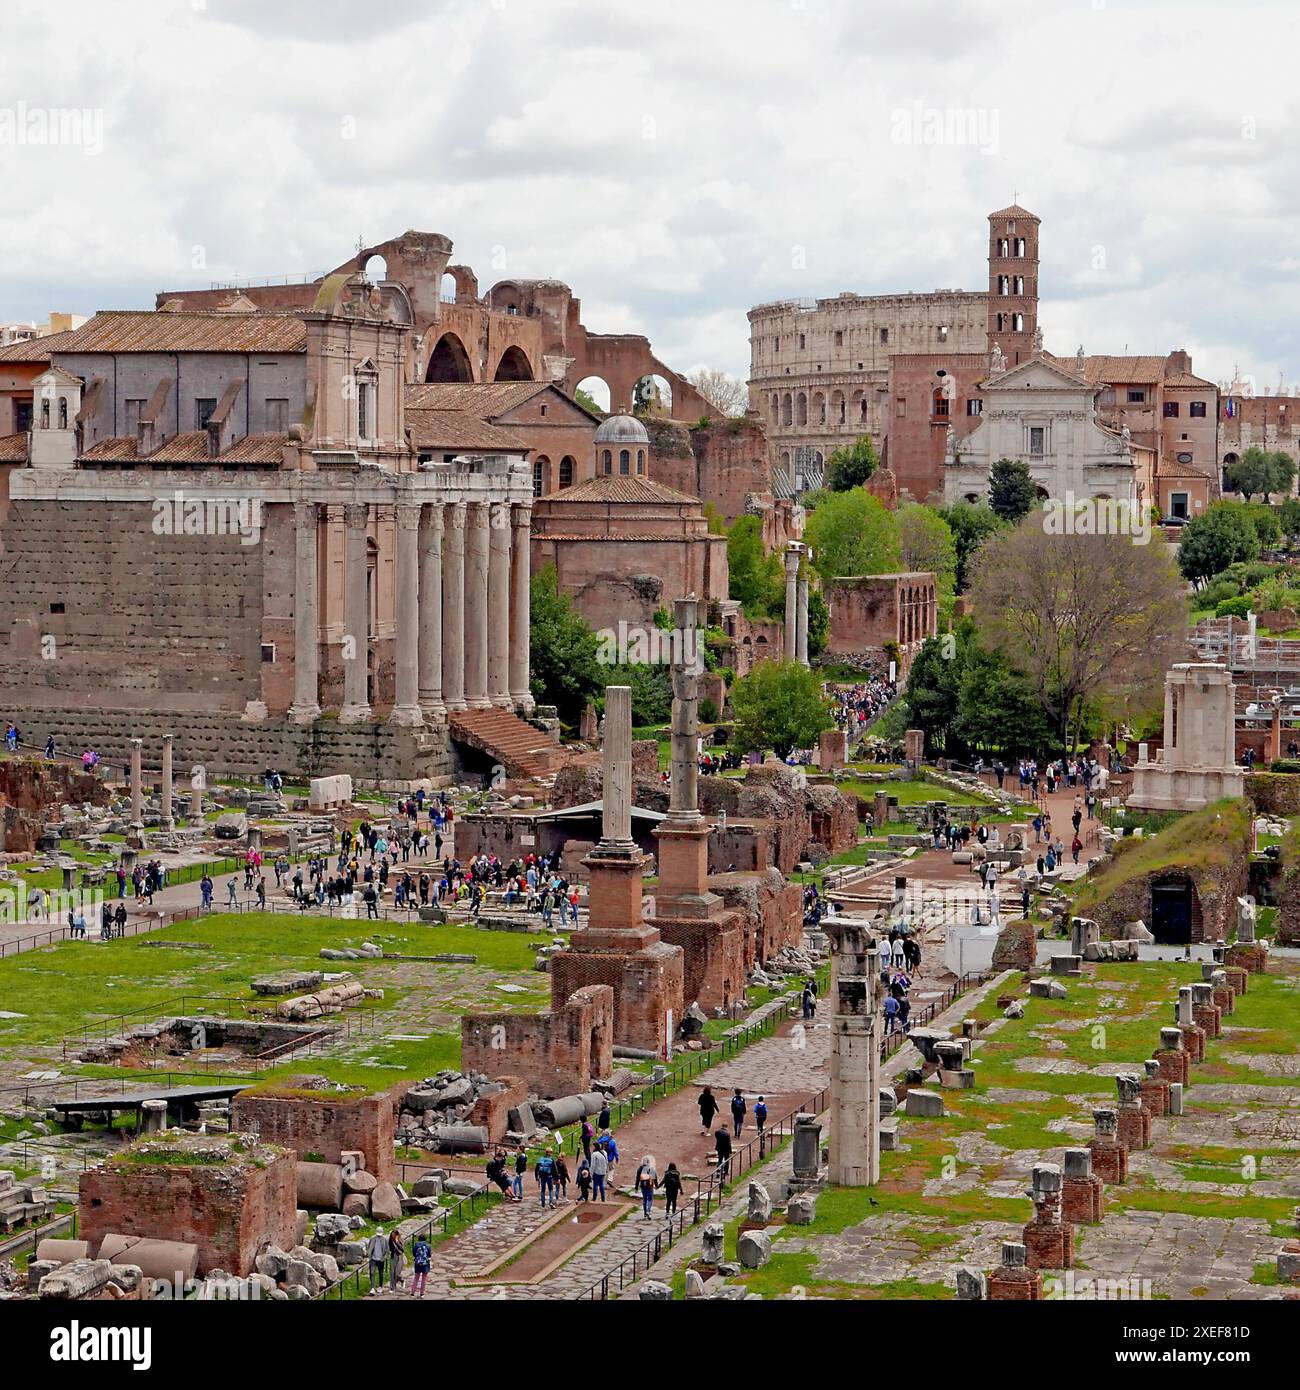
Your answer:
0;0;1297;391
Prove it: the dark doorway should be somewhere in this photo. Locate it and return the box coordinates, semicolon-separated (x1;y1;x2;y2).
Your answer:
1150;881;1193;945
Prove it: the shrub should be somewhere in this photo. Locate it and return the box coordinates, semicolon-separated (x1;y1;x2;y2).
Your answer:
699;697;719;724
1199;577;1242;608
1215;595;1253;618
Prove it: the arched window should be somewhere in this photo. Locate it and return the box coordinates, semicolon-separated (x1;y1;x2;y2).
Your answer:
636;449;645;474
40;399;50;428
770;394;779;424
603;449;613;475
532;459;544;496
58;398;68;428
619;449;630;475
782;394;793;427
932;389;949;418
559;455;574;489
795;392;808;426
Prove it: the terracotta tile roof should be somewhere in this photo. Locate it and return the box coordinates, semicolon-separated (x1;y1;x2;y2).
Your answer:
1061;354;1169;386
220;433;288;463
405;408;528;452
1164;371;1217;390
80;436;141;460
988;203;1040;221
405;381;549;413
55;310;306;354
547;473;701;505
0;432;26;461
79;431;288;464
0;329;76;363
535;532;691;542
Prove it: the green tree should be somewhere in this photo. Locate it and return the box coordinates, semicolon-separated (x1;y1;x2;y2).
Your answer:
1226;447;1295;502
1280;496;1300;545
1242;501;1282;549
1177;502;1261;586
574;387;603;417
606;662;672;726
529;564;603;725
826;435;879;491
903;629;966;750
726;514;785;617
952;642;1054;755
803;490;901;582
807;586;829;657
988;458;1038;522
938;501;1003;593
730;661;832;758
897;503;957;601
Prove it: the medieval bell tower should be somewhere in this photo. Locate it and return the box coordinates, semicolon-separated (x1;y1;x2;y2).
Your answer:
986;204;1041;368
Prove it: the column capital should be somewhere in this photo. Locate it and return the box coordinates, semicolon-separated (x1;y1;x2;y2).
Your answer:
293;499;319;529
446;500;467;530
396;502;423;532
421;502;445;537
511;502;532;529
343;501;369;529
490;499;509;528
130;737;143;749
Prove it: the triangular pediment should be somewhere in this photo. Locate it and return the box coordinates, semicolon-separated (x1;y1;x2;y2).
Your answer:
984;355;1093;393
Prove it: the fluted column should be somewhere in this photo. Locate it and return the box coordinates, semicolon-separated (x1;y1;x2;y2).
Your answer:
797;568;810;667
289;500;321;723
340;501;371;724
509;503;533;713
464;499;491;710
487;501;512;708
390;503;424;727
442;501;467;712
784;544;799;662
418;503;445;722
160;734;174;832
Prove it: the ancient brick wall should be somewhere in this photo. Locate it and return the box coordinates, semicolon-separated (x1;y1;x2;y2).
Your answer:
0;498;265;713
461;986;613;1098
548;949;681;1055
79;1145;297;1276
230;1091;396;1183
711;868;803;971
655;908;746;1012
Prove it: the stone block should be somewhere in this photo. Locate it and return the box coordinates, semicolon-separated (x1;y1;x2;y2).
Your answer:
786;1195;817;1226
638;1279;672;1300
955;1267;987;1300
737;1229;772;1269
369;1182;402;1222
904;1088;944;1118
747;1182;772;1224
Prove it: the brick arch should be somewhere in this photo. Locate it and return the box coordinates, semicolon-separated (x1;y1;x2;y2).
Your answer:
494;344;534;382
426;332;475;383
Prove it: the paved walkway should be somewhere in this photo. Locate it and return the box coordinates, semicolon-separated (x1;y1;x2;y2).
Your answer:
616;968;1015;1298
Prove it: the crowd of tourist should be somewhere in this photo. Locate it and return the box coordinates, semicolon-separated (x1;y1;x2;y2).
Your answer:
830;676;898;742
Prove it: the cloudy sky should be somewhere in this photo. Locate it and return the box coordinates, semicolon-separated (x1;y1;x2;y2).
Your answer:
2;0;1298;394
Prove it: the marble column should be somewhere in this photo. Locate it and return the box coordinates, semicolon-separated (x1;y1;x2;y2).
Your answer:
442;502;467;712
509;503;533;713
487;501;512;708
189;765;203;821
600;686;635;847
668;596;702;823
390;503;423;727
783;545;799;663
160;734;174;832
289;500;321;723
418;504;445;722
464;500;491;710
796;569;810;666
129;738;143;830
340;502;371;724
828;926;882;1186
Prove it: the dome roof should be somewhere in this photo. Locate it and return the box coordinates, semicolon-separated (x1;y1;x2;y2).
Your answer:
593;411;650;445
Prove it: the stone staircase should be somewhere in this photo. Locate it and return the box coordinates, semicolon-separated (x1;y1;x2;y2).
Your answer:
448;708;570;780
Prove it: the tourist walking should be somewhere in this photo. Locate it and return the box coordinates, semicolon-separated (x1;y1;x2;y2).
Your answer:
555;1151;571;1203
659;1161;682;1220
576;1156;592;1201
590;1144;609;1201
409;1235;430;1298
714;1126;732;1184
730;1088;747;1137
754;1096;768;1135
635;1155;657;1220
535;1148;557;1207
698;1085;719;1135
387;1228;405;1291
366;1230;388;1294
512;1147;527;1201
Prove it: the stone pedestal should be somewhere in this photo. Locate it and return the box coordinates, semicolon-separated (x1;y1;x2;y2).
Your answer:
987;1242;1044;1301
1022;1164;1074;1270
549;686;684;1054
1061;1148;1103;1224
1089;1107;1129;1183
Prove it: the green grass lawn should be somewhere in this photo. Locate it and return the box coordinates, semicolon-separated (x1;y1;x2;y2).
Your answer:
0;911;545;1088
